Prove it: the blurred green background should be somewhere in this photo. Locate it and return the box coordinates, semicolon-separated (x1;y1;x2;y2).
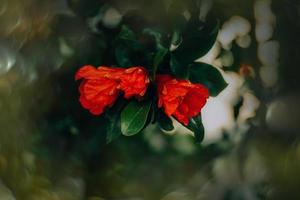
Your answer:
0;0;300;199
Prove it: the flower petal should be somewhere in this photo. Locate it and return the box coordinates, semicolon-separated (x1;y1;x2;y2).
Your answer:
75;65;103;80
120;66;149;99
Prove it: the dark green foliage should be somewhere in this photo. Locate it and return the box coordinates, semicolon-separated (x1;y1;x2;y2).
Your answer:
189;62;228;96
172;19;219;65
71;0;226;142
106;99;127;143
187;114;205;143
39;0;226;145
121;100;152;136
157;110;174;131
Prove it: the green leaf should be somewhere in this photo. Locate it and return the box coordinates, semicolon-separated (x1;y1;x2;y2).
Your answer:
121;100;152;136
170;54;189;78
106;118;121;143
118;25;136;42
106;100;126;143
115;25;148;67
188;62;228;96
187;114;204;143
169;20;219;78
115;45;132;67
143;28;163;46
172;20;219;64
143;28;168;78
117;25;141;50
157;110;174;131
153;47;168;78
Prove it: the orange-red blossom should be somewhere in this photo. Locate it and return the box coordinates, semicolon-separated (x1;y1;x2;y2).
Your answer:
156;74;209;125
75;65;149;115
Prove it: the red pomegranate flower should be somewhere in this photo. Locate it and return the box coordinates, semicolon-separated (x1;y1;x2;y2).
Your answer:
75;65;149;115
120;67;150;99
75;65;125;115
156;74;209;125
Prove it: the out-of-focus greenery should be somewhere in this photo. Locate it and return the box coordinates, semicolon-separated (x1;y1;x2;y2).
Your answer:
0;0;300;199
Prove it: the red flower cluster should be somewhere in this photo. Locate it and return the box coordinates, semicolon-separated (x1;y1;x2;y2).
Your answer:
75;66;209;125
156;74;209;125
75;65;149;115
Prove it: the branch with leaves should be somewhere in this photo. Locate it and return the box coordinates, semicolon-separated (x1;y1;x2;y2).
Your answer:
73;0;228;143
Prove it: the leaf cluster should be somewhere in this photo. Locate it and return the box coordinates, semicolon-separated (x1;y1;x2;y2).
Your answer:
68;0;228;143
